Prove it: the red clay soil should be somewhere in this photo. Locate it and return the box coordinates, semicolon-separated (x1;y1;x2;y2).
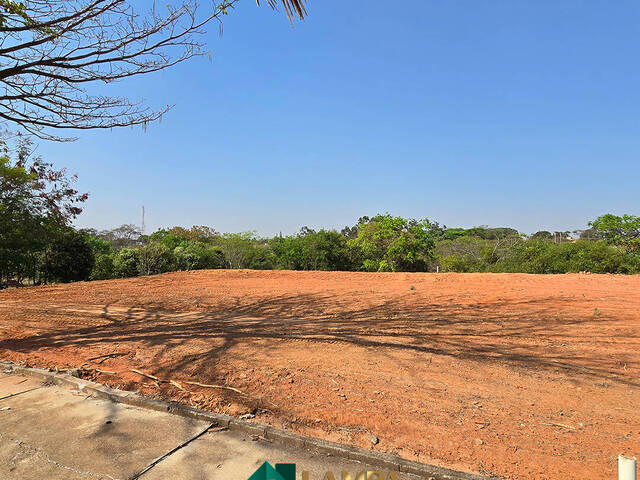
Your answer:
0;270;638;479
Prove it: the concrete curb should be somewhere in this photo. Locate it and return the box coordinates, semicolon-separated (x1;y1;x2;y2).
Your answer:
1;362;494;480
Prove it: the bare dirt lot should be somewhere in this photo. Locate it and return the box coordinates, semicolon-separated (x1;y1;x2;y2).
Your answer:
0;270;638;479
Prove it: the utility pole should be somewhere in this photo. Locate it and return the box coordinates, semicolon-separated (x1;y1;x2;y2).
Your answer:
141;206;145;235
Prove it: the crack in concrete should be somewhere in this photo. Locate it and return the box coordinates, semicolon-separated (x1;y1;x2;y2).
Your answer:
38;447;121;480
0;431;120;480
0;386;42;401
131;422;216;479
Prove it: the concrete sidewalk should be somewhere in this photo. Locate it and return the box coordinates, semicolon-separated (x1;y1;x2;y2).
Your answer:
0;372;416;480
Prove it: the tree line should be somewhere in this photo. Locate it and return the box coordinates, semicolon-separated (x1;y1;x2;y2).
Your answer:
2;141;640;287
77;214;639;283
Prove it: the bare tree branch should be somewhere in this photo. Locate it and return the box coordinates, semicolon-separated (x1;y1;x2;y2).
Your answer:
0;0;307;141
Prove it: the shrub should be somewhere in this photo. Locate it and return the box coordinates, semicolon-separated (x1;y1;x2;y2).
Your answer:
42;229;94;283
269;229;352;271
348;214;435;272
138;243;174;276
173;242;224;270
113;248;139;278
492;240;640;274
90;253;115;280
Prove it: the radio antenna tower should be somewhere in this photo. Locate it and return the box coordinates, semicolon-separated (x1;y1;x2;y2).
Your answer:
141;206;145;234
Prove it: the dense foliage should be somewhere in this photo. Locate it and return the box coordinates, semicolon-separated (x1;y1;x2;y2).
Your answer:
0;140;89;286
66;215;639;282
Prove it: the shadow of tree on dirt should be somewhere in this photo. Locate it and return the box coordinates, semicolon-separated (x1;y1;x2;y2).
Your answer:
1;292;635;394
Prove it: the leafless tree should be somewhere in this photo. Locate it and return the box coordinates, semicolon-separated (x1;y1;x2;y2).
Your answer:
0;0;307;141
97;223;142;248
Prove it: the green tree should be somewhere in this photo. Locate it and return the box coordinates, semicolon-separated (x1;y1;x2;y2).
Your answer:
270;228;352;271
0;139;87;285
269;235;304;270
138;243;174;276
490;240;640;274
530;231;553;241
436;237;491;272
589;214;640;252
245;244;277;270
113;248;140;278
90;254;115;281
348;214;435;272
441;228;469;241
217;232;259;269
173;241;224;271
42;228;94;283
81;230;112;256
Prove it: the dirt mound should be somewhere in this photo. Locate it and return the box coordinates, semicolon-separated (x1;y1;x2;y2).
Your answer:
1;270;638;479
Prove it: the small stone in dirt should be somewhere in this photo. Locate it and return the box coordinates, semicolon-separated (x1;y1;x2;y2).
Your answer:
228;403;251;416
367;434;379;445
239;413;255;420
474;438;484;446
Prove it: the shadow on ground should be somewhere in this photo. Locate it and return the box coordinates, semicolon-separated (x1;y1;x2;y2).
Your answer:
0;293;634;393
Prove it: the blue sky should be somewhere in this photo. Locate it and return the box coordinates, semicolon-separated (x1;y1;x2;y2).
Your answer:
37;0;640;236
